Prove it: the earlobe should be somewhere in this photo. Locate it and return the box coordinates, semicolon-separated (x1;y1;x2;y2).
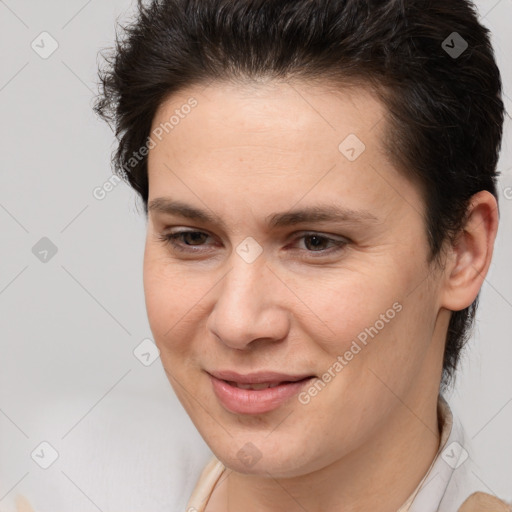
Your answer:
441;191;499;312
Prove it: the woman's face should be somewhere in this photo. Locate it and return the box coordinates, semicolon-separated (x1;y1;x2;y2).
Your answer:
143;80;447;476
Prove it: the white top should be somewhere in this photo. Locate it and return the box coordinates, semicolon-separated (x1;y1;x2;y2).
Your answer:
185;395;509;512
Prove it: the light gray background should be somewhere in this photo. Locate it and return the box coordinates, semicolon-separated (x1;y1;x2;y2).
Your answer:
0;1;511;511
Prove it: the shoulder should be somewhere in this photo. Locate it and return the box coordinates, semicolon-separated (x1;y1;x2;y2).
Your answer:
458;492;512;512
15;496;35;512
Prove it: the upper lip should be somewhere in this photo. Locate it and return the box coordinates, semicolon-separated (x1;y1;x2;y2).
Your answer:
207;370;315;384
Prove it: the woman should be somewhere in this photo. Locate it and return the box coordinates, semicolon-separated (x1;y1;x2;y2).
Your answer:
91;0;511;510
21;0;511;510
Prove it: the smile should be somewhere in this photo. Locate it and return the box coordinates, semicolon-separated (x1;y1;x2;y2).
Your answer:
208;372;315;415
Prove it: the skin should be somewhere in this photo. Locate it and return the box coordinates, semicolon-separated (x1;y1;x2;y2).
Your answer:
143;80;498;512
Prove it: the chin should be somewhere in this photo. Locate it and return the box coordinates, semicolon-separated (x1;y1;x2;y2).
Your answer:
206;437;319;478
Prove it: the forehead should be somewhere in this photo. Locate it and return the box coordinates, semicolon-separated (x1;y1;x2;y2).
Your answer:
149;80;387;163
146;80;417;224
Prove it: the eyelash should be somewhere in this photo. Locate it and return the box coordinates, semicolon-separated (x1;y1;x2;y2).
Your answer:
156;230;348;257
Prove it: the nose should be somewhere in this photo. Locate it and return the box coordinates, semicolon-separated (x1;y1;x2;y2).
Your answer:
206;254;291;351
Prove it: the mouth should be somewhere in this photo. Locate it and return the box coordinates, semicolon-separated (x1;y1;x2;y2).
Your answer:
222;377;313;390
207;370;316;415
208;369;315;384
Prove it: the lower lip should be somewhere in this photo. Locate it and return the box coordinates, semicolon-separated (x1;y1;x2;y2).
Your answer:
209;374;314;415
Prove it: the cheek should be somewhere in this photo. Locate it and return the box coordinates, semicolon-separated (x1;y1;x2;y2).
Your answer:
289;269;404;354
296;260;435;386
143;248;207;352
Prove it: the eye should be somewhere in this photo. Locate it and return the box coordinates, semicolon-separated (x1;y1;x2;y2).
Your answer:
291;232;348;256
156;230;213;252
156;229;348;258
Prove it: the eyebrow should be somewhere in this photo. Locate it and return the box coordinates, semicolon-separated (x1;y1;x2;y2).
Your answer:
148;197;378;229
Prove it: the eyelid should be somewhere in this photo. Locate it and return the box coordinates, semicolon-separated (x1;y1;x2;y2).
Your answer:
289;230;350;244
157;228;349;257
160;227;348;243
286;231;349;256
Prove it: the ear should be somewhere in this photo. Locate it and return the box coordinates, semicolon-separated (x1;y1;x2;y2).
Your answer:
441;190;499;312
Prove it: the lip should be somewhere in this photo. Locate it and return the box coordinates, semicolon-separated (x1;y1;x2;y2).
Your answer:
207;370;315;415
208;370;314;384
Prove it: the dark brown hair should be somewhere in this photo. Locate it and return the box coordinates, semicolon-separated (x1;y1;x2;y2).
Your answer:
94;0;504;389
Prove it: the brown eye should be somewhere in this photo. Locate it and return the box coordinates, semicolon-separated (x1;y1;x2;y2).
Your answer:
294;232;348;254
303;234;332;251
178;231;209;246
157;230;213;252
